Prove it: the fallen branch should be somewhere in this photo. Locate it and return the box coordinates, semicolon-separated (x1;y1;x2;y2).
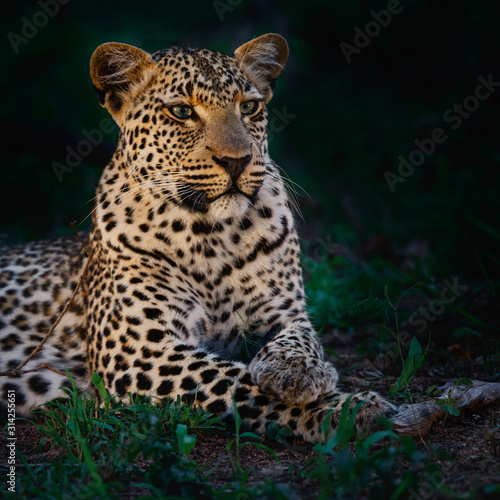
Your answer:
392;380;500;436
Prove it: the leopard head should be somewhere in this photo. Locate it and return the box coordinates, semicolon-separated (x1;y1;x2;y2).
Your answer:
90;34;288;220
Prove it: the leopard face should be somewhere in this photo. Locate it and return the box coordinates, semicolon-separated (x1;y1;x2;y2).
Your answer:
91;36;288;221
0;35;395;443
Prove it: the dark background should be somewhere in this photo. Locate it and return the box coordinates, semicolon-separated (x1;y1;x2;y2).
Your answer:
1;0;499;302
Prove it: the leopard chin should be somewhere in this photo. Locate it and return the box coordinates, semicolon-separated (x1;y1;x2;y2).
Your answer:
209;192;254;219
180;187;255;219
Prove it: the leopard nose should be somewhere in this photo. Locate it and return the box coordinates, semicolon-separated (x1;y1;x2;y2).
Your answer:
212;154;252;180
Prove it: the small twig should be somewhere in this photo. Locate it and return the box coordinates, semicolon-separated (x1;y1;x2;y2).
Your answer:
16;251;93;372
0;250;93;379
0;221;92;379
0;364;68;378
70;221;90;256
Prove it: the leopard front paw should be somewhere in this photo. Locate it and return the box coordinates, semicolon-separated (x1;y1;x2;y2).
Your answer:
249;350;338;405
349;391;396;438
302;391;396;442
326;391;396;437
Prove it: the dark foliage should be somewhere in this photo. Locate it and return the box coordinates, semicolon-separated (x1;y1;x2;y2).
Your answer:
1;0;499;303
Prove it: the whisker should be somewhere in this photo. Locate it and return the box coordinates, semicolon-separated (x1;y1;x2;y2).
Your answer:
264;163;304;219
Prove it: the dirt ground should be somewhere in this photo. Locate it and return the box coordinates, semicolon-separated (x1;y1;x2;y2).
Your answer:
4;351;499;499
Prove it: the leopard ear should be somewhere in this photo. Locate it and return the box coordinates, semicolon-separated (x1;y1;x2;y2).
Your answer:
234;33;289;103
90;42;155;125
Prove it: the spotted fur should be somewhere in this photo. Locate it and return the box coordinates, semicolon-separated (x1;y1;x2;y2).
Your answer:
0;35;393;441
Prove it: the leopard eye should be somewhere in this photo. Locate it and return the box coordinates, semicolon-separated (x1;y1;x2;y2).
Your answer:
240;100;259;115
170;105;194;120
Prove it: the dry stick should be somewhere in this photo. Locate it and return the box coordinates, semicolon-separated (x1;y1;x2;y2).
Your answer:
0;249;93;379
0;364;67;378
70;220;90;256
16;251;93;372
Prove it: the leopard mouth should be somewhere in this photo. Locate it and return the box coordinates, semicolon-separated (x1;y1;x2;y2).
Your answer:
182;186;255;212
182;189;210;212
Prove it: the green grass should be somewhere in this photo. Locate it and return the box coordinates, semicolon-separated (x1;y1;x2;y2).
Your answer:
304;224;500;374
2;3;499;496
307;403;450;500
11;374;222;499
3;229;499;499
2;372;455;500
4;228;500;499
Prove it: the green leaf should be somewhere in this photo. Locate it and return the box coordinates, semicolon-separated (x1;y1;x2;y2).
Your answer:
241;442;280;461
226;438;235;454
362;430;393;448
176;424;196;456
92;372;111;411
91;420;114;431
230;390;241;435
239;431;261;439
389;337;425;397
408;337;422;357
454;378;473;387
426;385;438;396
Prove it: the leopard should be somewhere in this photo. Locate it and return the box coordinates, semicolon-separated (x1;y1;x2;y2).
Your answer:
0;34;394;442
